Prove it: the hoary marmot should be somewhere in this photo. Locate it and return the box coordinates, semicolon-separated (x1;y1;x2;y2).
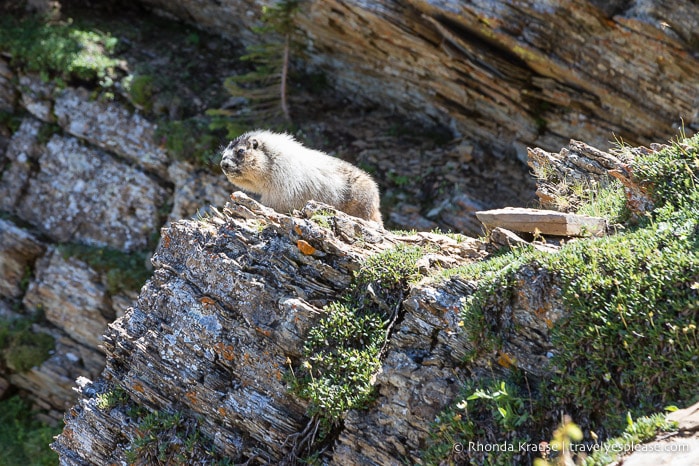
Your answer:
220;130;383;225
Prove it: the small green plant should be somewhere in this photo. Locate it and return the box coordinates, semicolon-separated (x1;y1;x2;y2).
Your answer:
575;181;628;223
467;381;530;431
422;378;535;465
308;210;334;229
126;410;225;465
289;245;427;450
57;243;152;295
0;396;61;466
96;386;129;410
0;315;55;372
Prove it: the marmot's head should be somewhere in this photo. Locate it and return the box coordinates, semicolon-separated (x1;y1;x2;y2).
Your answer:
220;132;270;187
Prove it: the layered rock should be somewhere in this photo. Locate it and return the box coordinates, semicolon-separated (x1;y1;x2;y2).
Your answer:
139;0;699;156
0;66;229;417
51;193;571;464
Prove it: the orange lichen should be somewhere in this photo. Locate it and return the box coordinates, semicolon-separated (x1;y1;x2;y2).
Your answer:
297;239;316;255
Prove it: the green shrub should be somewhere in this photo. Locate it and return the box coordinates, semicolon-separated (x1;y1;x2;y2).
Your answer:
125;410;227;465
0;15;119;86
0;396;60;466
0;316;55;372
290;245;426;441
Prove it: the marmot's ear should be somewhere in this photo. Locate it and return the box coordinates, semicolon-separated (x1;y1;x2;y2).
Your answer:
251;138;259;149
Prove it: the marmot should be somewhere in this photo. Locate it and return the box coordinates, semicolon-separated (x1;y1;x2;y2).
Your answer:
220;130;383;225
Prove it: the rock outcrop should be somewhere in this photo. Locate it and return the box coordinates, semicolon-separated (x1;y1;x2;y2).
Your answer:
140;0;699;157
51;193;571;464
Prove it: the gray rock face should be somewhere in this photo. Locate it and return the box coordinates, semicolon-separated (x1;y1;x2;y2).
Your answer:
0;219;45;299
23;248;111;351
166;161;232;224
0;128;169;251
53;87;170;177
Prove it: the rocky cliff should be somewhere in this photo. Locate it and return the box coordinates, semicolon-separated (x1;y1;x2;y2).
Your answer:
50;193;549;464
0;1;697;464
50;134;699;464
139;0;699;158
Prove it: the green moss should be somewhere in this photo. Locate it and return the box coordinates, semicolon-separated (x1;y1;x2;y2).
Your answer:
290;245;427;441
0;111;23;134
0;14;120;86
0;316;55;372
542;210;698;431
0;396;60;466
57;243;151;295
125;74;154;111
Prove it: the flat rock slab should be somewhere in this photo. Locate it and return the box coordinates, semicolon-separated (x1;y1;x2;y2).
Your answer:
476;207;606;237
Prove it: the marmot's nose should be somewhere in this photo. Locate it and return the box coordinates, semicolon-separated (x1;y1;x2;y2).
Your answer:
221;158;235;171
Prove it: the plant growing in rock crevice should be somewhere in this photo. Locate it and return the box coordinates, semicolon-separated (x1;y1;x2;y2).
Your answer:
287;244;427;460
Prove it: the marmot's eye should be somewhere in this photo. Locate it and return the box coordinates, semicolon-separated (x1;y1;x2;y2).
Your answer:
236;148;245;157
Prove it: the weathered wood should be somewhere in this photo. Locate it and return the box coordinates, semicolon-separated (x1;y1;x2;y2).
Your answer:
476;207;606;237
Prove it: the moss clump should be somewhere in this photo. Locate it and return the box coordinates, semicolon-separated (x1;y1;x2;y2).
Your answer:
0;396;61;466
125;74;154;111
542;214;697;431
57;243;151;295
291;245;426;440
0;316;55;372
0;15;120;87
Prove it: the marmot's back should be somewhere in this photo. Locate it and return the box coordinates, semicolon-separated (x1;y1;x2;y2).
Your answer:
220;130;383;225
